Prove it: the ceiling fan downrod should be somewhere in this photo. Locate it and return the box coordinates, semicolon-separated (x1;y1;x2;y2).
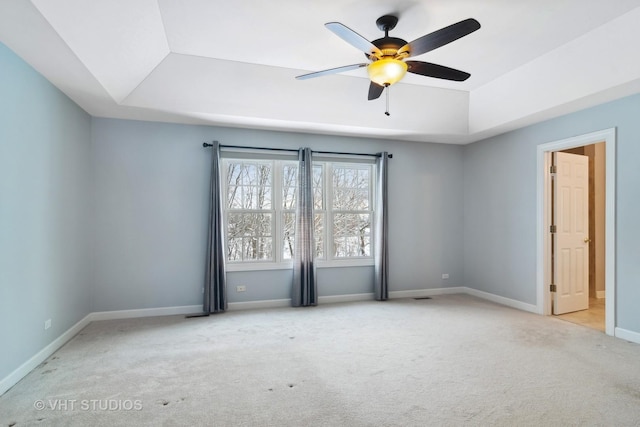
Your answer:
385;83;390;116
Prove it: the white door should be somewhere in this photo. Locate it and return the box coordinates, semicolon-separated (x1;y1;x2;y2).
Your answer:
553;152;589;314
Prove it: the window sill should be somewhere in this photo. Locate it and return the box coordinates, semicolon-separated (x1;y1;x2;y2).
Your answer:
226;259;374;272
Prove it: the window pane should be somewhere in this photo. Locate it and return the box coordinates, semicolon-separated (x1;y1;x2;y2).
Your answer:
244;237;272;260
332;165;371;210
227;163;242;185
227;238;242;261
251;185;271;209
226;161;273;210
314;213;324;258
283;212;295;260
332;213;370;257
313;165;323;209
357;169;369;188
227;185;242;209
227;213;273;261
282;164;297;209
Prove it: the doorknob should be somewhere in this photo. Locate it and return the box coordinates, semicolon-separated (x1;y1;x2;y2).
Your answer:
584;237;591;243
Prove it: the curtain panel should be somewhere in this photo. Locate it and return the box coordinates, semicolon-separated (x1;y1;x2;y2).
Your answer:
292;147;317;307
374;152;389;300
204;141;228;313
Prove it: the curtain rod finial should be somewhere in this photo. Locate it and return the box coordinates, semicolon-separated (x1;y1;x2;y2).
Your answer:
203;142;213;148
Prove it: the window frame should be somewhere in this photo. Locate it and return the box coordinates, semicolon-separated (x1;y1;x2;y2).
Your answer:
221;153;376;272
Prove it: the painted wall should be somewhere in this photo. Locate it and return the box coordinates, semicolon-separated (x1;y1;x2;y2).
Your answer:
463;93;640;334
91;118;464;310
0;43;92;380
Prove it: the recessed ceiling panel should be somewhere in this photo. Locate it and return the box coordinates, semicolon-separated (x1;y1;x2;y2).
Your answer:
122;53;469;138
157;0;640;91
3;0;640;144
469;6;640;134
31;0;170;103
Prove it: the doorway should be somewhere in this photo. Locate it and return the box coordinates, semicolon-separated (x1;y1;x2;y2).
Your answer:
536;128;616;336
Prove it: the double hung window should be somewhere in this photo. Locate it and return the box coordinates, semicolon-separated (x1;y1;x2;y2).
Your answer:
222;155;374;269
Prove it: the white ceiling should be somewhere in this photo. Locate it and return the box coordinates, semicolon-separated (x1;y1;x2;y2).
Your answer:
2;0;640;144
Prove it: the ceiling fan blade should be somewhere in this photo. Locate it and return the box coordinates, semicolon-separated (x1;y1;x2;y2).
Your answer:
406;61;470;81
296;63;368;80
325;22;383;58
368;82;384;100
398;18;480;58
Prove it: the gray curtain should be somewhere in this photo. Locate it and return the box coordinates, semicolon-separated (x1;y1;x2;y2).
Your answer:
292;147;317;307
374;152;389;301
204;141;227;313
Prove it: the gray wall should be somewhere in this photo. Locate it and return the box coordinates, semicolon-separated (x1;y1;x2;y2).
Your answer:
463;93;640;333
91;118;465;310
0;43;93;380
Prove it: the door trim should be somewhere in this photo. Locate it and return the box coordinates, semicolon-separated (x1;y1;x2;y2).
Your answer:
536;128;616;335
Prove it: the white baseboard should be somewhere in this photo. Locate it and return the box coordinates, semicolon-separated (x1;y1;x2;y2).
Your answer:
596;290;606;299
319;293;374;304
0;313;92;396
615;327;640;345
229;293;377;310
390;287;465;299
462;287;539;314
90;305;202;321
228;299;290;311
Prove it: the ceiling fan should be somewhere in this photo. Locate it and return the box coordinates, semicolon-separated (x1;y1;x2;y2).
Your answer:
296;15;480;114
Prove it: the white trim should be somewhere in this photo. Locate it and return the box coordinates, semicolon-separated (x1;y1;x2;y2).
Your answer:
226;262;292;272
228;299;291;311
536;128;616;335
316;259;375;268
89;305;202;321
614;327;640;345
463;288;539;313
390;287;466;299
318;293;374;304
0;313;92;396
596;290;606;299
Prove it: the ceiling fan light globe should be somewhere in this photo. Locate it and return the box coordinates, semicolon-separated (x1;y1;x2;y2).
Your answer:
367;58;407;86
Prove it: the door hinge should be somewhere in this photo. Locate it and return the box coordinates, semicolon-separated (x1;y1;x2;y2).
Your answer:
550;165;557;174
550;225;557;233
550;284;557;292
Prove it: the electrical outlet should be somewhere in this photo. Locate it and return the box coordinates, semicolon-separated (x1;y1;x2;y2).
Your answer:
201;287;204;294
44;319;51;330
236;285;246;292
442;274;449;279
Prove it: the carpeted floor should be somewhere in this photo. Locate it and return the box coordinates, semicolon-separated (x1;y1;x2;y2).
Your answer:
1;294;640;426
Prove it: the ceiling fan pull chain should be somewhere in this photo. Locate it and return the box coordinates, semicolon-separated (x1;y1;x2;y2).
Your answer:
385;83;390;116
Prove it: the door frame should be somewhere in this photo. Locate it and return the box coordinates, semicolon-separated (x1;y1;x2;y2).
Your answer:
536;128;616;335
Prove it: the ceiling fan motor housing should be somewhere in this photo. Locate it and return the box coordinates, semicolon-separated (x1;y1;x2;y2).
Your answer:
368;37;408;60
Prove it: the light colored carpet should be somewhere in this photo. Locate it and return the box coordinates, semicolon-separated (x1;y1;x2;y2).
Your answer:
1;294;640;426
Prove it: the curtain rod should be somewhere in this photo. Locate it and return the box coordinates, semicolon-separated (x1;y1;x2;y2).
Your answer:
202;142;392;158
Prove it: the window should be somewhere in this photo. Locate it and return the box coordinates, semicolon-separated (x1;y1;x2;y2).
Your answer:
222;156;374;268
225;161;273;261
331;165;371;258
